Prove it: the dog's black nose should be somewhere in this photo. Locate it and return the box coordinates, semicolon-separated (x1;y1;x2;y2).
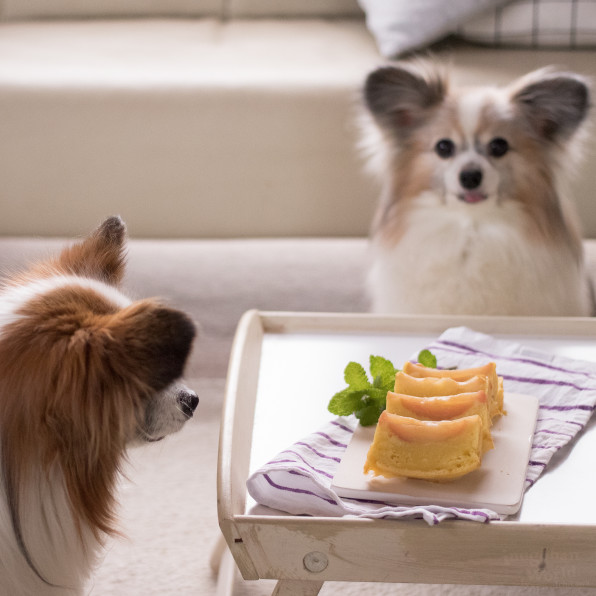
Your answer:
460;169;483;190
178;389;199;418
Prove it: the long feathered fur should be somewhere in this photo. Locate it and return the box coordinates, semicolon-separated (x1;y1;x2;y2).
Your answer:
0;216;197;594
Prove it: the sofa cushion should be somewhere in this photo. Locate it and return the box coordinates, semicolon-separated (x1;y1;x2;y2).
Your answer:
1;18;596;239
228;0;362;18
0;0;362;20
0;18;379;239
0;0;221;19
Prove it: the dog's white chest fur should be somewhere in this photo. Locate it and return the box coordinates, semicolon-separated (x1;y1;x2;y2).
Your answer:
369;198;592;316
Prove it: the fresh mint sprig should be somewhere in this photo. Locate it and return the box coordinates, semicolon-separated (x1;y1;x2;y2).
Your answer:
417;349;437;369
327;351;437;426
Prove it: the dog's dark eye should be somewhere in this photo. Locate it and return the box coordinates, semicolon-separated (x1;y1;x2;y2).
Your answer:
435;139;455;159
488;137;509;158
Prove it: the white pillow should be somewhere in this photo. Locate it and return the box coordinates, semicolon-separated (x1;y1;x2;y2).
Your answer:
459;0;596;48
358;0;508;58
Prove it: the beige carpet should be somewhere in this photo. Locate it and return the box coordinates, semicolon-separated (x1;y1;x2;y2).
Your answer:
85;377;222;595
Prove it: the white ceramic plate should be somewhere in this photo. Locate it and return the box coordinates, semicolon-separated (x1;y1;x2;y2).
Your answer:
331;393;539;515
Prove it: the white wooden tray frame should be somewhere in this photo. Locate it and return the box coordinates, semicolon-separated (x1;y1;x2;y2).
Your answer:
216;311;596;595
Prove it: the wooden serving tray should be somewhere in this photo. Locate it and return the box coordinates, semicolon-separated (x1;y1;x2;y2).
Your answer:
217;311;596;594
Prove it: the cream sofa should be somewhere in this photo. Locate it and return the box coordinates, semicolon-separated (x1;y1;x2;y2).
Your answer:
1;1;596;239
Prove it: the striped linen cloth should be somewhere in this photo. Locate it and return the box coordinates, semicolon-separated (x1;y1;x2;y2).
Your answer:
246;327;596;524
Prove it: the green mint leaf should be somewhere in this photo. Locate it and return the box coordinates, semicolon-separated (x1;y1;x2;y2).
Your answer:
369;355;398;390
418;349;437;369
364;387;389;403
328;387;388;416
372;374;384;389
327;389;365;416
329;354;404;426
355;402;384;426
343;361;369;390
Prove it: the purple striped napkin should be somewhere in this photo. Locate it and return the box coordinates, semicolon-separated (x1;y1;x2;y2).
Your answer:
246;327;596;524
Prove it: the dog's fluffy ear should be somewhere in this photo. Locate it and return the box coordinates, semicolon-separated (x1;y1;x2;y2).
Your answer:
364;62;447;137
511;69;590;143
57;215;127;285
106;300;196;394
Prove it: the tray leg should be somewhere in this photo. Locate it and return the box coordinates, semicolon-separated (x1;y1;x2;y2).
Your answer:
271;580;324;596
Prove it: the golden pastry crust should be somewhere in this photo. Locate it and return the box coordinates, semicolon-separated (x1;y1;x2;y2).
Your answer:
363;360;504;481
364;412;483;480
402;361;504;418
386;390;494;452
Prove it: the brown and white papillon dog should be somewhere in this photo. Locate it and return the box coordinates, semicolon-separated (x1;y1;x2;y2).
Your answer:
361;61;593;315
0;216;198;595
